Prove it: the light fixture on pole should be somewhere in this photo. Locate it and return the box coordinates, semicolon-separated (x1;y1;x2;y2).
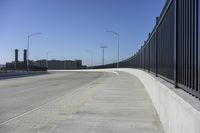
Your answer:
106;30;120;68
86;50;94;68
27;32;42;71
100;46;107;65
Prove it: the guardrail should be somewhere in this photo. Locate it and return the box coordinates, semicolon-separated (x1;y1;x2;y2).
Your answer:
93;0;200;99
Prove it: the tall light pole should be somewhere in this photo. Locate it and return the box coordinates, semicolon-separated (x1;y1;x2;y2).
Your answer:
86;50;93;68
27;32;42;71
106;30;120;68
100;46;107;65
46;51;53;69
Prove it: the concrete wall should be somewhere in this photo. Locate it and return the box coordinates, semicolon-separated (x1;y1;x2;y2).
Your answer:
119;69;200;133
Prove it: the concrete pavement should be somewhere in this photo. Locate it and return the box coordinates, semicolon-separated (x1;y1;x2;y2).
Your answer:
0;71;163;133
0;71;104;124
50;71;163;133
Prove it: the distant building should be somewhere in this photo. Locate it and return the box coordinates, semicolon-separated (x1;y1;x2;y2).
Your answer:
6;49;28;70
6;49;86;70
33;60;86;70
5;49;47;71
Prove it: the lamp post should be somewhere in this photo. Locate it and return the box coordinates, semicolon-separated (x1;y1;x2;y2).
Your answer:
106;30;120;68
27;32;42;71
100;46;107;65
86;50;93;68
46;51;53;69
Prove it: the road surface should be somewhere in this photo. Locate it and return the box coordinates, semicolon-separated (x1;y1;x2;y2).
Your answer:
0;71;163;133
0;71;104;124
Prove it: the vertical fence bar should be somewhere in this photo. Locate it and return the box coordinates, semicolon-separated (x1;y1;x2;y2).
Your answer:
148;33;151;72
180;0;183;85
191;0;194;90
198;0;200;96
189;0;191;89
155;17;159;77
174;0;178;88
144;41;146;70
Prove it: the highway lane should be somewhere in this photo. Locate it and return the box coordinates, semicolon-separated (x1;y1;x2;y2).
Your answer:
0;70;163;133
0;71;105;124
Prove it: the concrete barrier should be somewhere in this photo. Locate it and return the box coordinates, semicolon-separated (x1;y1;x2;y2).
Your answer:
118;68;200;133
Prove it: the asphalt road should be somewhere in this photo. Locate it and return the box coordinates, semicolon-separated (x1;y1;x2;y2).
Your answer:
0;70;163;133
0;71;104;125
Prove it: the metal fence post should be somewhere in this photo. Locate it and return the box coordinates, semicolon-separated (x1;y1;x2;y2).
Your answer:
198;0;200;95
174;0;178;88
155;17;159;77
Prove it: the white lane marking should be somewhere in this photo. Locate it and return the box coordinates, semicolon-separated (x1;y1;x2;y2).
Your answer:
108;71;119;76
48;70;119;76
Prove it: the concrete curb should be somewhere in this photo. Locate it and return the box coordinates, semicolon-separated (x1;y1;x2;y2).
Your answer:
117;68;200;133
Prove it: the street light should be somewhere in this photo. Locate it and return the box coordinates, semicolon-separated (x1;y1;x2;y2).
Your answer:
100;46;107;65
46;51;53;69
106;30;120;68
86;50;93;68
27;32;42;71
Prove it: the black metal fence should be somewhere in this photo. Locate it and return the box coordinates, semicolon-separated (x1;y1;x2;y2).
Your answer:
93;0;200;99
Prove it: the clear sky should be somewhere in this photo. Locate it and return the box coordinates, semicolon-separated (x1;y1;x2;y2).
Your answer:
0;0;166;66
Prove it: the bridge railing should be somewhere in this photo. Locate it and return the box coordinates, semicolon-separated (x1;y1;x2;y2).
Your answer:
92;0;200;99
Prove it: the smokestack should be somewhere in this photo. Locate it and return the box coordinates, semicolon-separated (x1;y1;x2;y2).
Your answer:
24;49;27;64
15;49;19;69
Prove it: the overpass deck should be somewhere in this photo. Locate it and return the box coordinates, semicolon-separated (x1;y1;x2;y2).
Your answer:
51;71;163;133
0;71;163;133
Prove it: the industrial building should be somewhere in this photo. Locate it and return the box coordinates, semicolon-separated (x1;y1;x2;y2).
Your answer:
5;49;86;70
33;59;86;70
6;49;28;70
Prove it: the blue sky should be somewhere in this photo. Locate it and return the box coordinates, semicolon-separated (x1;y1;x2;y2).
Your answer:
0;0;166;66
